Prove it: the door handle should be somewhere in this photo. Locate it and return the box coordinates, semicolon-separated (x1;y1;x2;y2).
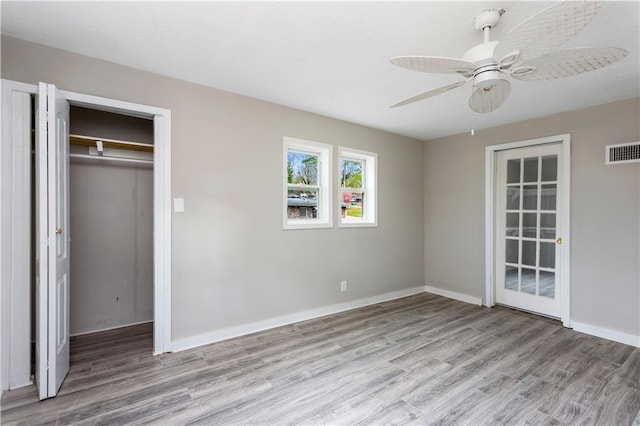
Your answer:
56;228;63;235
556;237;562;245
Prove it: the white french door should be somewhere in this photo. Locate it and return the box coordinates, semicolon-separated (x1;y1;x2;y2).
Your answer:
35;82;71;399
495;143;563;318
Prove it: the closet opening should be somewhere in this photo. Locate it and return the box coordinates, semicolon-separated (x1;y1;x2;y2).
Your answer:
30;105;155;377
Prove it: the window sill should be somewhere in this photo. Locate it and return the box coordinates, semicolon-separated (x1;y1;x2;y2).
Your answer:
338;220;377;228
283;221;333;230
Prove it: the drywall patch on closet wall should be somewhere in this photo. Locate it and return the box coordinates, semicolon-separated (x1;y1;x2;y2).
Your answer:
69;107;153;335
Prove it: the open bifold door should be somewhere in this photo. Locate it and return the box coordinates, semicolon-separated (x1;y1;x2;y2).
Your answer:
35;82;71;399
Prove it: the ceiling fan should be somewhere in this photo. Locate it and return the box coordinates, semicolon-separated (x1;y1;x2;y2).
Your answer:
390;1;628;113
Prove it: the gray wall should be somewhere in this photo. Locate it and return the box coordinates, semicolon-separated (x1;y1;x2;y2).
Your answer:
1;36;425;343
424;98;640;336
69;107;154;335
69;163;153;335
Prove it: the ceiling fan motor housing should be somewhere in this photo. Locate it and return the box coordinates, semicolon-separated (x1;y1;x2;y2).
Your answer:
474;69;502;90
462;41;504;89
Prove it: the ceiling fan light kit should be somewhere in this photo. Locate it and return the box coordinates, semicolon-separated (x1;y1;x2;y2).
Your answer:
390;1;628;114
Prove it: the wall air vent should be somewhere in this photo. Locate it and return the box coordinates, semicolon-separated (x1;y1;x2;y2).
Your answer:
606;142;640;165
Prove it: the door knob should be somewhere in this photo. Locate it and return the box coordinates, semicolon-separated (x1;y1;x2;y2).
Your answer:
556;237;562;244
56;228;63;235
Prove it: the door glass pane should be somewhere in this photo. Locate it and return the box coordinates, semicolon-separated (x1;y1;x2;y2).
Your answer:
505;266;518;290
506;187;520;210
540;242;555;268
539;271;555;298
541;155;558;182
506;213;519;237
522;213;537;238
541;184;556;210
521;268;536;294
523;157;538;183
507;159;520;184
523;185;537;210
506;239;519;264
522;240;536;266
540;214;556;239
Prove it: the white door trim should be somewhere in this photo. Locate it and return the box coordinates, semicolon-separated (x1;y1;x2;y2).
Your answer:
1;79;172;391
60;89;172;355
485;134;571;327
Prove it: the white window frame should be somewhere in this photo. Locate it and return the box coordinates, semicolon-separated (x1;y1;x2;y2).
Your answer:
338;147;377;227
283;136;333;230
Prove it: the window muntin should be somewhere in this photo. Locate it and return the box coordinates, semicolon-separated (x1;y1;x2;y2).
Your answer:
283;137;332;229
338;147;377;227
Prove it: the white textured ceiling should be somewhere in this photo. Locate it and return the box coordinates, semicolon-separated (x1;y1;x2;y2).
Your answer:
2;1;638;140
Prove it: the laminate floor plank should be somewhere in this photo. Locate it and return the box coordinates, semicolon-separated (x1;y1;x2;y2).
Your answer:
2;293;638;425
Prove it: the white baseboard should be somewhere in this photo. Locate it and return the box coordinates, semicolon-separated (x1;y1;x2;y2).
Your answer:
9;379;33;390
172;286;425;352
571;321;640;348
70;320;153;337
424;285;483;306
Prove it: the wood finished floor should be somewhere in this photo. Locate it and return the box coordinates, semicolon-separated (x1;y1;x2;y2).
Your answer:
2;293;639;425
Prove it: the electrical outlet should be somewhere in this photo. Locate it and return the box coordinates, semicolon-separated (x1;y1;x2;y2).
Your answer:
340;281;347;292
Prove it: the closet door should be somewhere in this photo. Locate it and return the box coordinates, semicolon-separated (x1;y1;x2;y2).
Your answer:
36;82;70;399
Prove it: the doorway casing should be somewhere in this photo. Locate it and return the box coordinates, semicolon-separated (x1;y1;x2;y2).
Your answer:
484;134;571;327
1;79;172;390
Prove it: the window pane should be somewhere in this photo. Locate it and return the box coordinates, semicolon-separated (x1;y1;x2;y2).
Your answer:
541;155;558;182
505;266;518;290
522;213;537;238
287;188;318;219
342;191;364;219
522;240;536;266
521;268;536;294
506;213;519;237
523;185;537;210
540;213;556;239
541;184;556;210
507;159;520;184
506;239;518;264
540;242;555;268
340;158;363;189
506;187;520;210
288;151;318;185
539;271;555;298
523;157;538;183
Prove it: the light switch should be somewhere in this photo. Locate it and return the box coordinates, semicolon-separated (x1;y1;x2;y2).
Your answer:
174;198;185;213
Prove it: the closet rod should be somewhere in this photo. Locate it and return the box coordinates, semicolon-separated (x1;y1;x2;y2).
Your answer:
70;134;154;153
69;153;153;165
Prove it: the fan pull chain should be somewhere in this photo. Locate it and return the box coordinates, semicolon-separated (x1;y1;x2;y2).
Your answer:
470;111;475;136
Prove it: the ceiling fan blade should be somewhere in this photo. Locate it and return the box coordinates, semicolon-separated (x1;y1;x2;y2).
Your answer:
390;56;475;75
468;79;511;113
511;47;628;81
494;1;603;67
391;80;467;108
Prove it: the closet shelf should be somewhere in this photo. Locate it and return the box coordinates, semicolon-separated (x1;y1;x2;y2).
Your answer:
70;134;154;153
69;153;153;166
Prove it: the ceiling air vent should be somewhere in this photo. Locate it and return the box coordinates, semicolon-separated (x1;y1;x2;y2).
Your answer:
606;142;640;165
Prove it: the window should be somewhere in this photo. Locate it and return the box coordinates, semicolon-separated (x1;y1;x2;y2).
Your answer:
283;137;332;229
339;147;377;227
